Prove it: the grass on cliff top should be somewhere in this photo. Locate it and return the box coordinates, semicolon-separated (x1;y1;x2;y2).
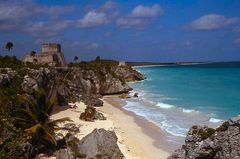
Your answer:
68;59;119;69
0;55;52;71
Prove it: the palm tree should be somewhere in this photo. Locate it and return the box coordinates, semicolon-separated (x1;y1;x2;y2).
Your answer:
5;42;13;51
30;51;36;57
74;56;79;62
15;89;72;146
95;56;100;61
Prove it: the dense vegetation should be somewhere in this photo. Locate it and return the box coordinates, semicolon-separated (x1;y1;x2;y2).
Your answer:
0;56;70;158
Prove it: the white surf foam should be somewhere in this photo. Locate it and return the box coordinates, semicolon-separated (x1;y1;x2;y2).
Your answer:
160;121;187;137
209;117;222;123
182;108;195;113
156;102;174;109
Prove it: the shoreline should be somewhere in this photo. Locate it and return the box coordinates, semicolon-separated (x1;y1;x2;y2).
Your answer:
51;97;170;159
103;96;173;152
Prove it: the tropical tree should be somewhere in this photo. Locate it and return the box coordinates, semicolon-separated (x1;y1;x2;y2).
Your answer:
5;42;13;51
15;89;72;147
74;56;79;62
95;56;100;61
30;51;36;57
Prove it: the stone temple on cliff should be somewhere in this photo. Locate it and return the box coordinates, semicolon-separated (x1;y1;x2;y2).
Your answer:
23;43;67;67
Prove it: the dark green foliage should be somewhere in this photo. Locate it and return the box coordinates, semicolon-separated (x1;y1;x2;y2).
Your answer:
96;154;103;159
30;51;36;57
74;56;78;61
0;108;34;159
0;56;23;69
66;138;87;158
216;121;230;132
191;126;216;140
95;56;100;61
5;42;13;51
14;89;71;148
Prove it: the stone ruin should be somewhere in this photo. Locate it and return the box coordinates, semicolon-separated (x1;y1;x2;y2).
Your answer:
23;43;67;67
118;61;126;67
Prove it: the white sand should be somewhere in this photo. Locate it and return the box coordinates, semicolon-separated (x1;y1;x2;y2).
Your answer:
50;99;170;159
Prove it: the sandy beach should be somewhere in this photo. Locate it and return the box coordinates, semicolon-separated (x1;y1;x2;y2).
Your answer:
51;97;170;159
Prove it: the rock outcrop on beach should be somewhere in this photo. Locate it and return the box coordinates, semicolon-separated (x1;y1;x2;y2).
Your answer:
168;116;240;159
56;129;124;159
80;106;106;121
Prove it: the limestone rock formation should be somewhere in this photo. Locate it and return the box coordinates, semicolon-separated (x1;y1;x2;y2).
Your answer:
56;129;124;159
80;94;103;107
80;106;106;121
168;116;240;159
63;123;80;134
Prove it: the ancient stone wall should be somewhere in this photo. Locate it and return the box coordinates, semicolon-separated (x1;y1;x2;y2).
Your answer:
23;43;67;67
42;43;61;53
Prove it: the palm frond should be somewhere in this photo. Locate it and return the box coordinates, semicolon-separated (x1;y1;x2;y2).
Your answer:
15;109;38;123
46;97;56;115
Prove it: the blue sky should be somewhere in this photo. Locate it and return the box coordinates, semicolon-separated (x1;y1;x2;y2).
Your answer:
0;0;240;62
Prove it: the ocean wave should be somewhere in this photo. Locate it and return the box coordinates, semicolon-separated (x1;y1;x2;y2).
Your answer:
156;102;174;109
182;108;195;113
209;117;222;123
160;121;187;137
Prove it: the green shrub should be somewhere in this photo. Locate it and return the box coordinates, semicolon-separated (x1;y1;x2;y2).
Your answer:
216;121;229;132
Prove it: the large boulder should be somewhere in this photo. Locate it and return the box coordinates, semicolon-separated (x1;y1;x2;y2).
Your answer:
63;123;80;133
56;129;124;159
80;94;103;107
21;68;54;94
168;116;240;159
80;106;106;121
21;75;38;93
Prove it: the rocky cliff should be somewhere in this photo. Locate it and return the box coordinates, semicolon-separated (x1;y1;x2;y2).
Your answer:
0;57;145;159
3;59;145;106
168;116;240;159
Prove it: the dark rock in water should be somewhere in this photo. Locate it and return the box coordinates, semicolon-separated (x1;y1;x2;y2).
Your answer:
81;94;103;107
133;92;138;97
56;129;124;159
168;116;240;159
63;123;80;133
80;106;106;121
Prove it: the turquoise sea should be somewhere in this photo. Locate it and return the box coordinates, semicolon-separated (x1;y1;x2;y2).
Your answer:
120;63;240;148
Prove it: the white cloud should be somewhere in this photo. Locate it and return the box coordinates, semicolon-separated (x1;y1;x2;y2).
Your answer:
24;20;73;37
131;4;163;18
188;14;239;30
116;4;163;28
116;18;146;28
99;1;118;12
0;2;74;21
78;11;108;28
87;42;99;49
